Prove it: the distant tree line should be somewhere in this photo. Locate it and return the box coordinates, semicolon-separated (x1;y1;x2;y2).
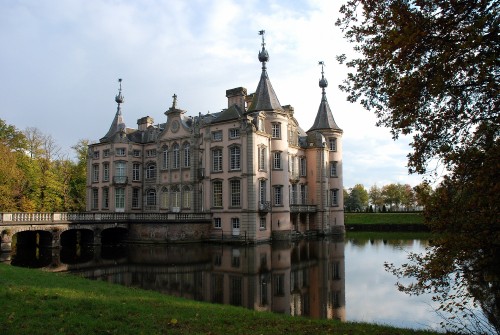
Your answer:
0;118;88;212
344;182;433;212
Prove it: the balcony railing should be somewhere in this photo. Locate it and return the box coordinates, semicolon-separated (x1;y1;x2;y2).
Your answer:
113;176;128;185
290;204;317;213
258;201;271;213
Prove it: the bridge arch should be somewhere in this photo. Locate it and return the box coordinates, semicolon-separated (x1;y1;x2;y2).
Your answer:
101;227;129;245
60;229;95;247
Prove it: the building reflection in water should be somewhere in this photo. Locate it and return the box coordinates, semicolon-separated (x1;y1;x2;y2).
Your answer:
9;238;345;321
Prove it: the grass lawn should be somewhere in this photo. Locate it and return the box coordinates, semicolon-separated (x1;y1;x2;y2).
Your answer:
0;263;441;335
345;212;424;224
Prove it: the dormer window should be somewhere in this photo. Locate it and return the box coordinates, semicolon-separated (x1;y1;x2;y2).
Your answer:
229;128;240;139
116;148;126;156
212;130;222;141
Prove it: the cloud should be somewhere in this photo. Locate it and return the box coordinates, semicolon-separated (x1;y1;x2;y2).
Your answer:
0;0;422;188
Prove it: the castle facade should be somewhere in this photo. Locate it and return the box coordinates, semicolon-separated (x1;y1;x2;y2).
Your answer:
87;32;344;242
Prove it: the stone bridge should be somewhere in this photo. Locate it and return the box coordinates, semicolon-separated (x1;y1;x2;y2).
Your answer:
0;212;213;252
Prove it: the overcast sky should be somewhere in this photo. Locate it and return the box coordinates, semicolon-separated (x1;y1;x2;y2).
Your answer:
0;0;425;189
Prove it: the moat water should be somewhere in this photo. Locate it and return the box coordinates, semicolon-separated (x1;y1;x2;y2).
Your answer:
2;233;446;332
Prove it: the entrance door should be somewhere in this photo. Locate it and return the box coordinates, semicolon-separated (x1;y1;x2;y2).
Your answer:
231;218;240;236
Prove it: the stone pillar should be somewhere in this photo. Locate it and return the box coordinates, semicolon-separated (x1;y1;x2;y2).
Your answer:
0;230;12;252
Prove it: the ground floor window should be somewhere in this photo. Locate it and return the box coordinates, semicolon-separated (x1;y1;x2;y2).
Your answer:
259;217;266;230
214;217;222;229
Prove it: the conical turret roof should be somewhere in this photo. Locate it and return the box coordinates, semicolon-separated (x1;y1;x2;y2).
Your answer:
307;62;342;132
100;79;127;142
247;30;283;113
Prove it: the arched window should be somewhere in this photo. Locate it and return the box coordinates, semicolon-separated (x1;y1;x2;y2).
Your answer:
183;143;190;167
182;185;191;208
161;187;169;209
146;163;156;179
162;145;169;169
146;188;157;206
173;143;180;168
171;185;181;209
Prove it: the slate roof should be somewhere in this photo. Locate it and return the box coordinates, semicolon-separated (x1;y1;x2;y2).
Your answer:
307;94;342;133
247;69;283;113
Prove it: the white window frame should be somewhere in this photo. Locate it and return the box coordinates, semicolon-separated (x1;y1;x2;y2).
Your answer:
103;163;109;182
229;146;241;171
214;217;222;229
330;161;338;177
212;148;223;172
229;128;240;139
271;123;281;138
183;143;190;167
92;164;99;182
212;180;223;207
132;163;140;181
230;179;241;207
273;185;283;206
329;138;337;151
212;130;222;141
273;151;282;170
116;148;126;156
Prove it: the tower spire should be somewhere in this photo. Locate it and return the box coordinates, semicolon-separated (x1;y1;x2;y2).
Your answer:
100;78;127;142
307;62;341;132
258;30;269;70
247;30;282;113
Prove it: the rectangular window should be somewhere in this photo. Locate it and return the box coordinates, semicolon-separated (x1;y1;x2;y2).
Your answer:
229;146;241;170
146;149;156;157
102;188;109;208
259;179;266;204
212;130;222;141
213;181;223;207
92;188;98;209
258;118;264;132
116;148;126;156
330;189;339;207
214;217;222;229
133;149;141;157
273;186;283;206
230;179;241;207
273;152;281;169
92;165;99;182
115;188;125;209
93;151;100;159
274;274;285;296
258;146;266;170
103;163;109;181
183;144;190;167
300;184;307;205
259;217;266;230
229;128;240;139
173;145;180;169
330;161;338;177
132;188;140;208
162;148;168;169
290;184;297;205
300;157;306;177
329;138;337;151
132;163;140;181
103;149;110;158
271;123;281;138
212;149;223;172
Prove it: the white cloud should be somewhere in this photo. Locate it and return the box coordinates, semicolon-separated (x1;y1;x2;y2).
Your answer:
0;0;423;188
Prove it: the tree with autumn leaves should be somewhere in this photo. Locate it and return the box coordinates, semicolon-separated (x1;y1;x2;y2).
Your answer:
0;119;87;212
337;0;499;333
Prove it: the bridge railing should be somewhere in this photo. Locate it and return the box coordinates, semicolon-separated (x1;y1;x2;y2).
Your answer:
1;212;212;224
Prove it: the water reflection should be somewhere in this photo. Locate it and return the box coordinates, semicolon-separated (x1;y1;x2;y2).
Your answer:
5;234;448;331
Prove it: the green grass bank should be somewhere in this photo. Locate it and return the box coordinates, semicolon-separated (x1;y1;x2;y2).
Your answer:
345;212;424;224
0;264;440;335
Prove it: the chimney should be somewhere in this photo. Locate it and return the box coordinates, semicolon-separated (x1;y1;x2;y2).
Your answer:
226;87;247;111
137;116;154;131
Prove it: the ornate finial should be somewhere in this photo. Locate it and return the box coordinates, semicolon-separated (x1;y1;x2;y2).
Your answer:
318;61;328;92
172;93;177;109
258;30;269;66
115;78;124;104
